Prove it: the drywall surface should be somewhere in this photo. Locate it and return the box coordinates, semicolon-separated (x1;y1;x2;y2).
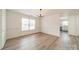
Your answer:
2;10;6;48
6;10;41;39
41;14;60;37
0;10;2;49
69;14;79;36
75;15;79;36
0;9;6;49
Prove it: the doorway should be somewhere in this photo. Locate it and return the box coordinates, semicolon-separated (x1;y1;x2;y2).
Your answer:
59;16;71;49
60;16;69;33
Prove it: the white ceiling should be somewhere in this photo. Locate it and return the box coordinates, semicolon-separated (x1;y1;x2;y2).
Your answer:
11;9;79;17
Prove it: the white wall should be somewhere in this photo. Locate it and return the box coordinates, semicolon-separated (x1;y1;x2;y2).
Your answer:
68;15;76;35
0;9;6;49
41;14;60;37
6;10;41;39
75;15;79;36
69;14;79;36
0;10;2;49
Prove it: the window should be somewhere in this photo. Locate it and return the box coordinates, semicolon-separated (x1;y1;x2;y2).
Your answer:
22;18;35;31
62;21;68;26
22;18;29;31
29;19;35;30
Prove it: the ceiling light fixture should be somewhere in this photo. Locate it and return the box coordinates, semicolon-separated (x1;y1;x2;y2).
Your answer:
40;9;42;17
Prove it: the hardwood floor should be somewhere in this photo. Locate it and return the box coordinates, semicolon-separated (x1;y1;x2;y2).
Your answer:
2;32;79;50
60;31;79;50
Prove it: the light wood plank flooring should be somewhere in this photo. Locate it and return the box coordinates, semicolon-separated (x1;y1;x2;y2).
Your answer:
2;32;79;50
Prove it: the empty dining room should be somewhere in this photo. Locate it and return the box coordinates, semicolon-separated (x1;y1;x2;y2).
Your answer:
0;9;79;50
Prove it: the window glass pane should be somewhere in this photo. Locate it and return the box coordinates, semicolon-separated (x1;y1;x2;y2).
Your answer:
22;18;29;31
29;19;35;30
21;18;36;31
62;21;68;26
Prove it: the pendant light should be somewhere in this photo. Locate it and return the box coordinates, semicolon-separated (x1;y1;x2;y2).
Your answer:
40;9;42;17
